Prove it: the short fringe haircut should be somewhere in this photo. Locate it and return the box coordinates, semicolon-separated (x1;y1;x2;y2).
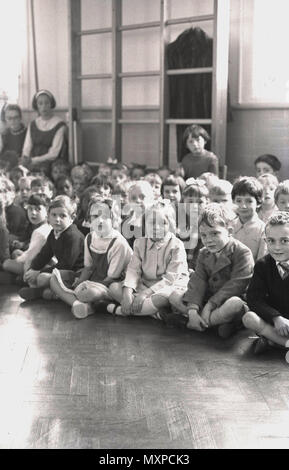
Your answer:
231;176;263;205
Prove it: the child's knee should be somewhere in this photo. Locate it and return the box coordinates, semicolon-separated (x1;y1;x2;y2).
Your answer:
37;273;51;287
169;291;183;306
242;311;262;330
108;282;123;301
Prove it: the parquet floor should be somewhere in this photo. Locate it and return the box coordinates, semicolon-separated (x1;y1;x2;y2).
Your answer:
1;286;289;449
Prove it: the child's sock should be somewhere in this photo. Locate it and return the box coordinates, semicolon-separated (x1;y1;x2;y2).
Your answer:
107;303;125;316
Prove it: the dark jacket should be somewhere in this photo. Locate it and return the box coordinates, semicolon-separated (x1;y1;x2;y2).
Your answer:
247;254;289;322
30;223;84;272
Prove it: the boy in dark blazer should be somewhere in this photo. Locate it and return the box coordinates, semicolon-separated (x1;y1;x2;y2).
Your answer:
243;211;289;355
169;203;254;338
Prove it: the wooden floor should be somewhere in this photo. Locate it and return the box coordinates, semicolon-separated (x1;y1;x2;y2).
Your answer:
1;287;289;449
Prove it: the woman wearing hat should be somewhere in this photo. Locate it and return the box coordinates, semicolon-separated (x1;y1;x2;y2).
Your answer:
21;90;67;176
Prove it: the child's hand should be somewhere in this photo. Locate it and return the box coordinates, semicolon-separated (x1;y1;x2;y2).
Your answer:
187;308;208;331
23;269;39;285
132;293;147;314
273;316;289;336
11;240;24;250
121;291;134;316
201;302;214;326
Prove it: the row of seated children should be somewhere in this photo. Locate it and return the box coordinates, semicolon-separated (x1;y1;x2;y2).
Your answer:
1;160;289;359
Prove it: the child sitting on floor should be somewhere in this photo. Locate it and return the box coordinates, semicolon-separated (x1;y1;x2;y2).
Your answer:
19;195;84;301
3;194;51;280
169;203;254;338
50;196;132;319
107;201;188;318
121;180;154;248
231;176;267;261
257;173;279;223
0;196;10;283
243;212;289;356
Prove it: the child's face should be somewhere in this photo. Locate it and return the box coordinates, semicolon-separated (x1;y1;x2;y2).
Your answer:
98;166;111;178
27;204;47;226
210;193;232;206
57;179;74;198
90;202;113;237
265;223;289;262
5;110;22;132
19;180;31;203
233;194;257;222
276;193;289;212
49;206;73;233
111;170;126;187
261;182;277;208
255;162;275;177
131;168;144;180
36;95;52;119
31;184;53;200
186;135;205;155
163;185;181;203
145;210;170;242
129;186;151;209
199;223;231;253
183;195;207;215
150;181;161;200
51;165;67;182
95;185;111;198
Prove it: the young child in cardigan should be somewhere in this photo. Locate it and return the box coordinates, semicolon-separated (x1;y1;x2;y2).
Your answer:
257;173;279;223
14;175;34;208
50;196;132;319
3;194;51;279
180;124;219;180
243;212;289;356
19;195;84;301
231;176;267;261
161;175;182;210
169;203;254;337
274;180;289;213
0;196;10;284
107;201;188;318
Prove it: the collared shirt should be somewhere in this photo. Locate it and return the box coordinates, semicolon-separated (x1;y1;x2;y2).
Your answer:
124;232;188;291
232;213;267;261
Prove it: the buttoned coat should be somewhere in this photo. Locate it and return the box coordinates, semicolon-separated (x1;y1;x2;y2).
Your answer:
183;237;254;308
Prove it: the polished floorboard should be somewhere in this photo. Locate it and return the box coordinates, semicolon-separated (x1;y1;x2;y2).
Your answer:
0;286;289;449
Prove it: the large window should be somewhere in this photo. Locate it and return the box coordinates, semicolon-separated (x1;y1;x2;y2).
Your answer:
239;0;289;104
0;0;26;102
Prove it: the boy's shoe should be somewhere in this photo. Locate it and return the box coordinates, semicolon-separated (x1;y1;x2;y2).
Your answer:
72;300;95;319
253;336;271;355
0;271;16;285
19;287;44;301
217;319;243;339
158;307;188;329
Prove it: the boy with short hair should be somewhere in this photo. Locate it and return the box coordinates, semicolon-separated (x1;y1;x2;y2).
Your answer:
231;176;267;261
19;195;84;300
169;203;254;338
274;179;289;213
243;212;289;356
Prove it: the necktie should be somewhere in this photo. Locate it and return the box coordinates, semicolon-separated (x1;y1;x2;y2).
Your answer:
278;262;289;280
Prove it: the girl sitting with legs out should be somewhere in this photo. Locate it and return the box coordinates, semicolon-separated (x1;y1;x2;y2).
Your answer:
107;201;189;318
50;196;132;319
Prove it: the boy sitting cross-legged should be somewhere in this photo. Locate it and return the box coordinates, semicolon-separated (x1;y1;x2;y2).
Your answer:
169;203;254;338
243;212;289;356
19;195;84;300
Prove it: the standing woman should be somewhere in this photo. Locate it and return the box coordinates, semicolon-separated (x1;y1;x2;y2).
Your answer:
21;90;67;176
